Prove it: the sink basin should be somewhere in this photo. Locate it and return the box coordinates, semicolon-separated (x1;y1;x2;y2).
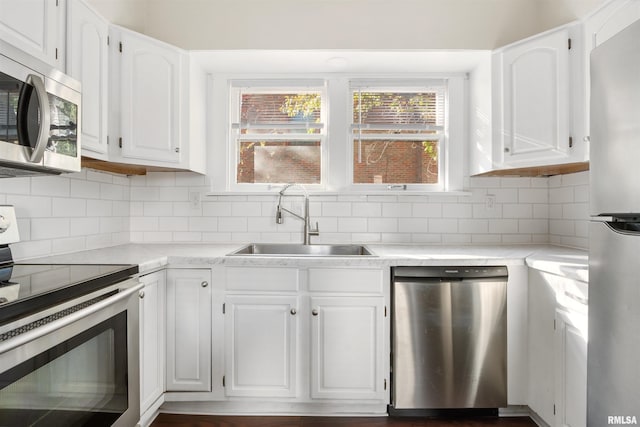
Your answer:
227;243;376;257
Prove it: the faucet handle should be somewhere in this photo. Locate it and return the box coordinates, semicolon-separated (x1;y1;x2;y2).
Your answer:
310;221;320;236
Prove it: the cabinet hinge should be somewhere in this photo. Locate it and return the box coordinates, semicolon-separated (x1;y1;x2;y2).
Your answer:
119;42;123;53
222;376;226;387
118;138;122;148
569;136;573;148
222;303;226;314
568;38;572;50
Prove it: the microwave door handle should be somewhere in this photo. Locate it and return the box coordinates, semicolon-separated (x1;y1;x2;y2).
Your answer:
24;74;50;163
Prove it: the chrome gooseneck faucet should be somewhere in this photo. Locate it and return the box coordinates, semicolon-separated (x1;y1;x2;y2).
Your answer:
275;183;319;245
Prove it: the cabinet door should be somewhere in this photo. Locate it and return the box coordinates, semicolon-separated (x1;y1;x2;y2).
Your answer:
0;0;64;68
66;0;109;158
555;308;588;427
139;270;166;414
310;296;385;400
224;295;298;397
527;269;557;425
497;27;571;167
118;29;183;164
166;269;211;392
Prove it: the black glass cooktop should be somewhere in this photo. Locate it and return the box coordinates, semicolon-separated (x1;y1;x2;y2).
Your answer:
0;263;139;326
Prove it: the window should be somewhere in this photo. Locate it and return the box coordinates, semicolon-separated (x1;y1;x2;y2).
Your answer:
229;82;326;188
350;81;447;190
216;76;463;193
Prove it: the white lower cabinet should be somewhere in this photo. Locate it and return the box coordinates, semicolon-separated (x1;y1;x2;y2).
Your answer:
165;268;212;392
224;295;298;397
310;296;385;400
528;268;588;427
220;265;388;409
138;270;166;418
554;308;588;427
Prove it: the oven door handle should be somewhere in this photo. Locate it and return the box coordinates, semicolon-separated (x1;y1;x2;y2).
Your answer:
0;282;144;355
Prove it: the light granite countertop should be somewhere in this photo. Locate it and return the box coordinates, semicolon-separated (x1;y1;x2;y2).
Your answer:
27;243;588;283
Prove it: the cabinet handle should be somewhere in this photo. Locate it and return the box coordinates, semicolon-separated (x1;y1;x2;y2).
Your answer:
312;309;318;316
290;308;297;315
138;290;145;299
201;281;209;288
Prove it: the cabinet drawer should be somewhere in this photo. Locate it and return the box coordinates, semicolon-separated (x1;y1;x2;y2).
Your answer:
308;268;383;293
225;267;299;292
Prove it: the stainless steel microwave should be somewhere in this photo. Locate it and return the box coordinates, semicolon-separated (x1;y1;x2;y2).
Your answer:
0;41;81;178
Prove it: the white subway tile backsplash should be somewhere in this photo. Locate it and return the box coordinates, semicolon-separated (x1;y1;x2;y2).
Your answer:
382;203;412;218
338;217;368;233
398;218;429;233
143;202;174;217
519;188;548;204
368;218;398;233
1;169;593;258
52;198;87;217
429;218;458;233
503;204;532;219
442;203;472;218
31;176;70;197
322;202;352;217
31;218;70;240
7;195;52;218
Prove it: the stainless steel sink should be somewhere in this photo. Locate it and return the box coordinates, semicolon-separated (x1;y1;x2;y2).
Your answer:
227;243;376;257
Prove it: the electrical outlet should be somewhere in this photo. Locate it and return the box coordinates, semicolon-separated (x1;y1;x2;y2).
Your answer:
485;194;496;210
189;191;201;209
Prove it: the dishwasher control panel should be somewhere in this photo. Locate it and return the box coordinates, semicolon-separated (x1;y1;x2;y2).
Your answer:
392;266;508;279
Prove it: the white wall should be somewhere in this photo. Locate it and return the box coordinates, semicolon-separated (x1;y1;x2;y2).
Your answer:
88;0;606;50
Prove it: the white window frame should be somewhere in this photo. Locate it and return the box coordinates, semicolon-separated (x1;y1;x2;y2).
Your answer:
226;79;328;192
347;79;448;192
209;75;466;194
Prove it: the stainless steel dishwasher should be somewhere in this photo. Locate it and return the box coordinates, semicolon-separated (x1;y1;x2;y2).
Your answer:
390;266;508;413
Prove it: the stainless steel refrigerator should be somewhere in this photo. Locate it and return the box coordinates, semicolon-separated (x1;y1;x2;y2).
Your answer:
589;18;640;427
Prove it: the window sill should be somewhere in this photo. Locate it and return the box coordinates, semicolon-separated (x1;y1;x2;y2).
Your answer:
205;190;472;197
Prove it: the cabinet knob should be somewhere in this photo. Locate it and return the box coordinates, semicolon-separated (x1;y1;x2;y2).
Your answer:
504;147;510;153
312;309;318;316
138;290;145;299
201;281;209;288
290;308;297;315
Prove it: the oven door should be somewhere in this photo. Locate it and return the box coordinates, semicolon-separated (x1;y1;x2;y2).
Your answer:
0;281;142;427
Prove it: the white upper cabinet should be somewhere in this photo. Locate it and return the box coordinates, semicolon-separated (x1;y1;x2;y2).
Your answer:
0;0;65;69
112;26;185;165
492;25;581;169
66;0;109;159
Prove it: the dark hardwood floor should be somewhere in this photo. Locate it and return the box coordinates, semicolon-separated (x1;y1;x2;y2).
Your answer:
151;414;538;427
